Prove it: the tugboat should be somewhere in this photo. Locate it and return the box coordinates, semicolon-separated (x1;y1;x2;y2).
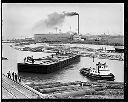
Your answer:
80;62;115;81
2;57;8;60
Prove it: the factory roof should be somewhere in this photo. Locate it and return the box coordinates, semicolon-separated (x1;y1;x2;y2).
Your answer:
114;46;124;49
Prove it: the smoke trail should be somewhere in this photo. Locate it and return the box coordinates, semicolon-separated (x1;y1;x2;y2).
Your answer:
45;12;65;27
32;12;78;33
34;12;65;29
63;12;79;16
44;12;78;27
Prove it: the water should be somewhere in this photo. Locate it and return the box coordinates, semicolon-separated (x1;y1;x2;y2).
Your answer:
2;43;124;84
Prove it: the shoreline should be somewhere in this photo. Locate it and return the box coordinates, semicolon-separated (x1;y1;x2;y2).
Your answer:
2;41;124;46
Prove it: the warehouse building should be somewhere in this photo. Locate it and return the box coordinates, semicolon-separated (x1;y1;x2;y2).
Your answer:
114;46;124;53
34;33;72;42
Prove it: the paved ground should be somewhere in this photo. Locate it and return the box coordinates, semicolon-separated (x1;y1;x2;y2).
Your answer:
2;74;48;99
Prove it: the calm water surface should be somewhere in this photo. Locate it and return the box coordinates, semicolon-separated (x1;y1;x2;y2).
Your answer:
2;43;124;84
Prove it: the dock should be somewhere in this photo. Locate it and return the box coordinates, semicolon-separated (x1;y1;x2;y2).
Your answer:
26;81;124;99
2;74;124;99
2;74;51;99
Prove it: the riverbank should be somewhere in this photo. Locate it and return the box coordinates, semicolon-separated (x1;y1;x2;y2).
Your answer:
26;80;124;99
10;42;124;61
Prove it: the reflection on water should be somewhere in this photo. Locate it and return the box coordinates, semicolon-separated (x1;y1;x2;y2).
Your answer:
18;61;91;84
2;43;124;84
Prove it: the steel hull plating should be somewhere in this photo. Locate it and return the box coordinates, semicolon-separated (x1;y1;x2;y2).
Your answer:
18;55;80;74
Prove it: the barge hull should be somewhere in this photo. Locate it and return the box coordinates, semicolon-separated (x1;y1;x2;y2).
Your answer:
18;55;80;74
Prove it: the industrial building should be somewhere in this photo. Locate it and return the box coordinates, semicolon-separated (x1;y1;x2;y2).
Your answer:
114;46;124;53
34;33;72;42
73;34;84;41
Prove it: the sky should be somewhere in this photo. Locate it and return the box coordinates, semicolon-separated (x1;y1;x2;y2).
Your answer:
2;3;124;39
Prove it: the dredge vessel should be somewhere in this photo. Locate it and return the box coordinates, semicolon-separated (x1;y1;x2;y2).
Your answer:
80;62;115;81
18;52;80;74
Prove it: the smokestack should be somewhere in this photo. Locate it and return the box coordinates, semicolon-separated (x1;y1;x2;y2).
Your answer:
63;12;79;35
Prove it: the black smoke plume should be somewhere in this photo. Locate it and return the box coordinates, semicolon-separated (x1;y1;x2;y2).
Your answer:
32;12;78;33
63;12;79;16
45;12;65;27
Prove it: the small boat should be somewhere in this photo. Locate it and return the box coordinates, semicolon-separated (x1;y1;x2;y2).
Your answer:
80;62;115;81
2;57;8;60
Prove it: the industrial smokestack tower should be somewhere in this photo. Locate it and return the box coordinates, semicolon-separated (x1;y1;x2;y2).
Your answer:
63;12;79;35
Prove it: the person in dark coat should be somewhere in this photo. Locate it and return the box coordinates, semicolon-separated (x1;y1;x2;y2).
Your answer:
93;56;95;62
15;73;18;82
7;71;11;79
81;83;84;87
79;82;84;87
31;56;34;64
32;59;34;64
31;56;33;61
12;72;15;81
24;57;26;63
27;56;29;62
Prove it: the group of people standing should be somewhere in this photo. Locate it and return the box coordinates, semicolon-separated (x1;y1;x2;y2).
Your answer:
7;71;21;83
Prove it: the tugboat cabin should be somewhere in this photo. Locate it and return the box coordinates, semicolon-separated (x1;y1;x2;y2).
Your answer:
90;62;110;75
